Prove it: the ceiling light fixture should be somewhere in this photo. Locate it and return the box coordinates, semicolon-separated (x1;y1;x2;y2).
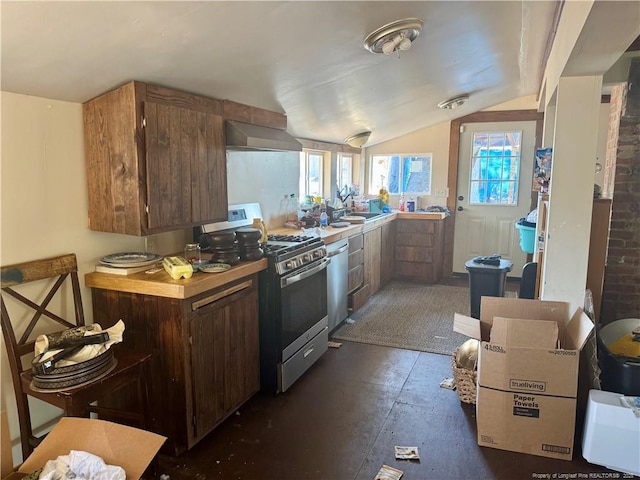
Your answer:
345;131;372;148
364;18;423;56
437;94;469;110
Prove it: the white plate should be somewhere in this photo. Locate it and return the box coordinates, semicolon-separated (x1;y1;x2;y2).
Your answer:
200;263;231;273
99;252;163;268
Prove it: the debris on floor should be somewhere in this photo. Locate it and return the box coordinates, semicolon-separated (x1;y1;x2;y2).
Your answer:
328;341;343;348
375;464;403;480
394;446;420;460
346;318;356;324
439;377;456;390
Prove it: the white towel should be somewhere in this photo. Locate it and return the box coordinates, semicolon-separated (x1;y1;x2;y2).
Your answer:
39;450;125;480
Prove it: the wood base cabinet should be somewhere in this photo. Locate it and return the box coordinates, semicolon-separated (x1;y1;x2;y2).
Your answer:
394;219;445;283
90;274;260;455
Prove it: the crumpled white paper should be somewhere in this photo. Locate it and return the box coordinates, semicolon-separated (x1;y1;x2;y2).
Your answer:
35;320;125;367
39;450;125;480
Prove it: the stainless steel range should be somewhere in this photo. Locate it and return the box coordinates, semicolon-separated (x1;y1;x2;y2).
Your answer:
260;233;329;393
197;204;329;393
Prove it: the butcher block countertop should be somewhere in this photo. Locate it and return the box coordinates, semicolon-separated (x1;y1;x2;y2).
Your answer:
85;258;267;299
270;210;447;245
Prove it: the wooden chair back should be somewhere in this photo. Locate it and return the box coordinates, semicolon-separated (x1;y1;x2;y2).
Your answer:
1;254;152;462
1;254;86;456
1;253;85;372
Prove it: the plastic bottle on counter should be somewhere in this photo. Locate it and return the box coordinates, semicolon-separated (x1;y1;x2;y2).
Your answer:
319;202;328;229
252;218;268;243
286;193;299;225
399;194;406;212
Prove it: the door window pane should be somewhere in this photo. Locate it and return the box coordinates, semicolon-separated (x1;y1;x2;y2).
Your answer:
469;131;521;205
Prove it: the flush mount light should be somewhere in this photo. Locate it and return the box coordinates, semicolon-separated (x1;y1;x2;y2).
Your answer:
437;94;469;110
345;131;372;148
364;18;423;56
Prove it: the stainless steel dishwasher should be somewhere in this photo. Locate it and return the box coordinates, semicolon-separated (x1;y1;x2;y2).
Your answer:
326;238;349;333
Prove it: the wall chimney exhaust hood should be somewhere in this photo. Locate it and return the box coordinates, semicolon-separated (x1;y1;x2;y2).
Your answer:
225;120;302;152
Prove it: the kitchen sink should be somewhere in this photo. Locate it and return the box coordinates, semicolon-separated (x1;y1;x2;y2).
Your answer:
348;212;385;222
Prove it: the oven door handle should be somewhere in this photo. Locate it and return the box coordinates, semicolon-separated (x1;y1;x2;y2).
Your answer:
281;257;329;287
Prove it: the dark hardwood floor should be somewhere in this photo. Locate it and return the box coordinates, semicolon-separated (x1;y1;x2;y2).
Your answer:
149;340;615;479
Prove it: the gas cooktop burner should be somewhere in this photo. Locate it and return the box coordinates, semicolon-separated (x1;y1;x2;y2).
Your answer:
267;234;315;243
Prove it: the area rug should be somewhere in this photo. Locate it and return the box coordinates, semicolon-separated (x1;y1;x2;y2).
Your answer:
332;281;474;356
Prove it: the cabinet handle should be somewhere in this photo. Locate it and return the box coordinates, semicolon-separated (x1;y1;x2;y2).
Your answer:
191;279;253;311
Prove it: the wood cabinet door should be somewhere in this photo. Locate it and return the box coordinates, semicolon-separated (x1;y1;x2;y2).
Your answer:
364;227;382;294
380;221;396;286
144;101;227;232
84;82;145;235
189;277;259;445
190;303;227;443
224;285;260;412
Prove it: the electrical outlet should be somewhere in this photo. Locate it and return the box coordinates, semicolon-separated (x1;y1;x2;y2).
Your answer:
436;188;449;198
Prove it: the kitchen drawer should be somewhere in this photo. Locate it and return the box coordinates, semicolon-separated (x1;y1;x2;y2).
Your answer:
348;264;364;293
348;282;370;313
278;326;328;393
348;234;364;253
395;245;434;263
395;233;434;247
348;248;364;270
396;220;436;235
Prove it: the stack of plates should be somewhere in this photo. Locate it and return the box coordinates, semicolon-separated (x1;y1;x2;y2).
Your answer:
99;252;163;269
31;349;117;392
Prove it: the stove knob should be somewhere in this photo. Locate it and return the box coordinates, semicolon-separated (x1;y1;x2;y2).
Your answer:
285;261;295;269
304;254;313;263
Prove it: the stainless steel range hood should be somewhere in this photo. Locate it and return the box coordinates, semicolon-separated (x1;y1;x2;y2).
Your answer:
225;120;302;152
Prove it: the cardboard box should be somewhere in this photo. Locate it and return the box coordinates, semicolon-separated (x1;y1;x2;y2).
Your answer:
14;418;165;480
454;297;594;461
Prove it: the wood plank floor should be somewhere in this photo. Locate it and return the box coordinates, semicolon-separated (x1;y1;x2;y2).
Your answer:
149;340;616;480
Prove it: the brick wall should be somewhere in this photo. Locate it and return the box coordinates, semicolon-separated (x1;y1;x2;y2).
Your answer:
601;62;640;324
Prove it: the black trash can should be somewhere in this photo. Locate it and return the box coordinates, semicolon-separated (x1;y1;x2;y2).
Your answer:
465;257;513;319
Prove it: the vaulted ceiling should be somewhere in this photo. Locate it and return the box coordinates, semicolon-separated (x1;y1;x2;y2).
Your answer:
1;1;638;146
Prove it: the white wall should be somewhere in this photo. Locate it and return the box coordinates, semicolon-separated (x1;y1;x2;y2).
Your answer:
226;150;300;229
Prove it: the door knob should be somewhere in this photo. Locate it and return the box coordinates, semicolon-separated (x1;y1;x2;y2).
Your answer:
457;206;464;211
458;195;464;201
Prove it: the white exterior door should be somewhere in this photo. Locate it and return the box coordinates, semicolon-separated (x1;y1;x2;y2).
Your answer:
452;121;536;277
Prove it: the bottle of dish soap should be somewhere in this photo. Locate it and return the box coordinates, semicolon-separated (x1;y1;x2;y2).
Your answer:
399;193;406;212
252;218;268;244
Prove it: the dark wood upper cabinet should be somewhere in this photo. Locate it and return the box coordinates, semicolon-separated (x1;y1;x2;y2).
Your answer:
83;81;227;235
